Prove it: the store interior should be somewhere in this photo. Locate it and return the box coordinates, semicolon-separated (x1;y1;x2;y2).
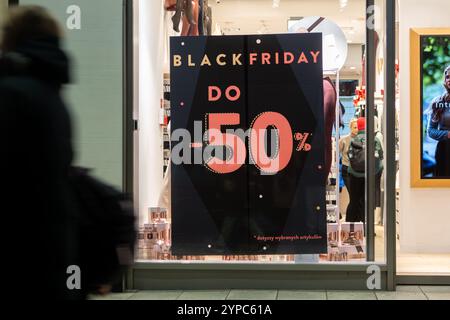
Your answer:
135;0;449;275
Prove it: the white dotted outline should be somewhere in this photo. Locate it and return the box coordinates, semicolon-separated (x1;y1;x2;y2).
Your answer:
248;111;282;173
203;113;244;174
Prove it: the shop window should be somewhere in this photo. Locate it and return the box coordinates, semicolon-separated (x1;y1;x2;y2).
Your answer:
138;0;387;265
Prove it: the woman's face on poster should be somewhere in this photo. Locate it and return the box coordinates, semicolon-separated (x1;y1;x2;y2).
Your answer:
444;68;450;92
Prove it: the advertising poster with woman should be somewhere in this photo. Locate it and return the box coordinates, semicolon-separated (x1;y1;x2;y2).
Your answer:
421;35;450;178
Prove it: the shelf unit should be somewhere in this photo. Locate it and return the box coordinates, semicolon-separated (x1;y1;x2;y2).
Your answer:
162;73;171;175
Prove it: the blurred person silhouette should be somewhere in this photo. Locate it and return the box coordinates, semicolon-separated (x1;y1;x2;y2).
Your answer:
0;6;136;300
0;6;82;300
346;117;383;223
339;118;358;218
339;118;358;193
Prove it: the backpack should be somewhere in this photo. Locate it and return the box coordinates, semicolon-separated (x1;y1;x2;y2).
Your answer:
68;167;136;293
348;135;383;174
348;137;366;173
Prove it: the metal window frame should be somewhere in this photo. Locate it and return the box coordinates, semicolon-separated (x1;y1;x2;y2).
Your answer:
123;0;134;196
384;0;397;291
365;0;376;263
123;0;134;291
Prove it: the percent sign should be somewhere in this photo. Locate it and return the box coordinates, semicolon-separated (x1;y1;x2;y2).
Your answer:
294;132;311;152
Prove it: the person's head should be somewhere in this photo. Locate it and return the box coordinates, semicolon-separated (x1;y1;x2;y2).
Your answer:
349;118;358;137
357;117;366;132
444;66;450;93
1;5;62;53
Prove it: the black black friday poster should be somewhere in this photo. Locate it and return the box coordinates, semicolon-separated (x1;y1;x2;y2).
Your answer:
170;33;327;255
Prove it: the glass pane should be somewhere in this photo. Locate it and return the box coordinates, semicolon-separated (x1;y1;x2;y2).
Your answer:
19;0;124;189
137;0;382;264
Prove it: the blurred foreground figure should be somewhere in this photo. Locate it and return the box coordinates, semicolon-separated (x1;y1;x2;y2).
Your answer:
0;6;81;300
0;6;136;300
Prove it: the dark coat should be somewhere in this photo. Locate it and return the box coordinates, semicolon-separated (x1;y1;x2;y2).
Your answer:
0;37;82;300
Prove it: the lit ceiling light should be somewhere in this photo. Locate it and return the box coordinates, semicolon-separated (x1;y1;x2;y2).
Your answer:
339;0;348;10
273;0;280;8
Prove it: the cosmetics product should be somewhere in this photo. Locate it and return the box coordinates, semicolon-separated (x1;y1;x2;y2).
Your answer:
326;204;337;223
148;207;159;223
138;226;146;248
339;242;366;260
327;222;339;247
340;222;364;242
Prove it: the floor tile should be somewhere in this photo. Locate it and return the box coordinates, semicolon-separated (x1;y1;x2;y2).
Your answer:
227;290;277;300
376;291;427;300
277;290;326;300
420;286;450;293
424;293;450;300
178;290;230;300
395;286;422;292
326;291;377;300
128;290;182;300
89;292;136;300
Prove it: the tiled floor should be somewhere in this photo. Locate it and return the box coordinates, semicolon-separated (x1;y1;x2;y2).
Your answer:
89;286;450;300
